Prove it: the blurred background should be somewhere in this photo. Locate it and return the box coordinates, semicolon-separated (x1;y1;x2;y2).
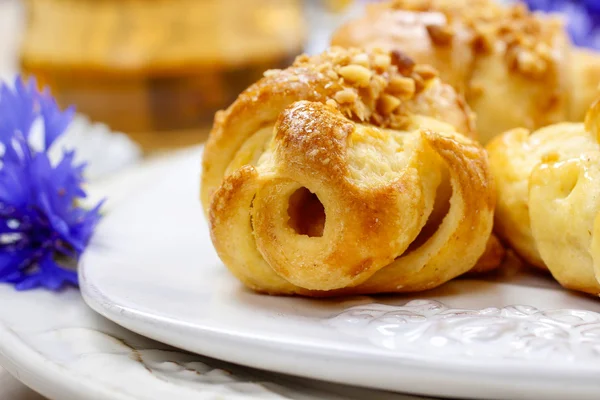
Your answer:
2;0;596;155
0;0;367;152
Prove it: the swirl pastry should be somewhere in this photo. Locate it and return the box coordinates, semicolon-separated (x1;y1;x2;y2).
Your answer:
331;0;600;144
202;47;500;296
488;99;600;295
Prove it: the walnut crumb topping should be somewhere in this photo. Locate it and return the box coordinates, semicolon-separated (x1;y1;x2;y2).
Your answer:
287;47;440;130
390;0;562;79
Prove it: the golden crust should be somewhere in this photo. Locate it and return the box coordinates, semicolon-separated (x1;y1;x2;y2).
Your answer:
201;47;476;212
331;0;587;144
203;47;497;296
486;127;546;269
487;98;600;295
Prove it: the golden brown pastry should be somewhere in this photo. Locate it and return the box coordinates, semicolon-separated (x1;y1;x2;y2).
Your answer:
202;47;500;296
488;98;600;295
332;0;600;144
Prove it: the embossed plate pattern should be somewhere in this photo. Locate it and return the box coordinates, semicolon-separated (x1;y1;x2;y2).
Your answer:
0;286;423;400
81;148;600;400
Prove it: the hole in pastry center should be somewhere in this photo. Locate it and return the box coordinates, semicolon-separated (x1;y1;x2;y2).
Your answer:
403;169;452;255
287;187;326;237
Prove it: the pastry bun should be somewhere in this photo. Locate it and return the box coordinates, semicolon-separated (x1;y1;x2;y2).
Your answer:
203;47;501;296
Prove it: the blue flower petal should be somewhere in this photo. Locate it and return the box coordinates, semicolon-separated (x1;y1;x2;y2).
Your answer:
582;0;600;14
0;78;37;142
0;160;30;207
39;88;76;150
1;270;27;284
14;256;78;291
0;75;102;292
0;249;33;278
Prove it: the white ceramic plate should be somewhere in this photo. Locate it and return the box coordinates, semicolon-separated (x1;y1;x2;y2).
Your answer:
0;149;422;400
81;148;600;400
0;286;424;400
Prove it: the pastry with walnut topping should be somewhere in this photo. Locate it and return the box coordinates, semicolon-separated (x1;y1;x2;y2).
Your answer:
332;0;600;144
201;47;501;296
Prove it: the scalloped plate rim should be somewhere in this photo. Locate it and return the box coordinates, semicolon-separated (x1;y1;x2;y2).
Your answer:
80;272;600;377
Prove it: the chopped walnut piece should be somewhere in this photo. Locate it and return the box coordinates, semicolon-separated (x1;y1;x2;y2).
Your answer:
326;99;339;109
338;65;373;87
263;69;281;77
378;94;402;115
413;64;438;80
412;73;425;93
334;88;358;104
373;54;392;70
351;53;370;68
390;50;415;75
326;70;339;80
387;76;416;98
317;61;333;73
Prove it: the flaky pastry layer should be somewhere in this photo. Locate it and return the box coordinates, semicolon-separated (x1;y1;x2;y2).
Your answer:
203;47;500;296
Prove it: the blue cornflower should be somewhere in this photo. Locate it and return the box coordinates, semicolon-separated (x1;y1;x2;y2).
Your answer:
523;0;600;50
0;76;102;291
